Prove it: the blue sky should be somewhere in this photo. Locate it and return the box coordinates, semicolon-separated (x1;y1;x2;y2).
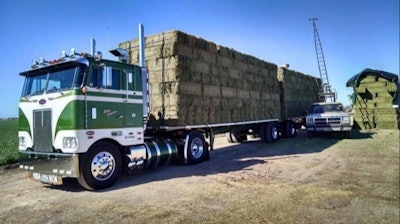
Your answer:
0;0;398;118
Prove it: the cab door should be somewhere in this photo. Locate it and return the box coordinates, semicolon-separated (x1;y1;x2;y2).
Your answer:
86;62;125;129
123;66;143;128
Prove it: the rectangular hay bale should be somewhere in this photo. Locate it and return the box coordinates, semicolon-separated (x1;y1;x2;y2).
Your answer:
120;30;321;127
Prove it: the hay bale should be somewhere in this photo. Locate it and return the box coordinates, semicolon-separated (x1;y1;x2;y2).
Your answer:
120;30;320;127
351;72;399;130
278;67;321;119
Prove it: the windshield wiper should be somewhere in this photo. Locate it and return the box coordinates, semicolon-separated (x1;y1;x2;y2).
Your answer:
46;87;59;93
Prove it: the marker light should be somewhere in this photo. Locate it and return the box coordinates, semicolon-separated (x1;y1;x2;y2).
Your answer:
81;86;87;94
31;59;39;69
70;48;77;57
39;57;49;65
95;51;103;60
61;50;68;58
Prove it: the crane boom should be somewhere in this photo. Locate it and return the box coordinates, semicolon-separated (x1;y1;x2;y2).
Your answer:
309;18;336;102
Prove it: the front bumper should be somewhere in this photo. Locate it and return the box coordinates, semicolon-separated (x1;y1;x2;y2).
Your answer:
19;151;80;178
306;124;352;132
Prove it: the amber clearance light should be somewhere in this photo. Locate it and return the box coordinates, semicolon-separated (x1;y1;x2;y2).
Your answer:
81;86;88;94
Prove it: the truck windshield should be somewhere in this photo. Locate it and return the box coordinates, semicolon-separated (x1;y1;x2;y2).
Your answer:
310;104;343;113
21;63;86;97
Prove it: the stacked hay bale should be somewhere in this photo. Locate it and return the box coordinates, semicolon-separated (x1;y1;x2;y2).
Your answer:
277;67;321;120
120;30;319;127
347;69;399;129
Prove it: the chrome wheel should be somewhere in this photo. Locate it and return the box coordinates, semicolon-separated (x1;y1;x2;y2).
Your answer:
190;137;204;159
183;131;208;164
271;126;279;140
290;126;296;136
91;152;116;181
78;141;122;190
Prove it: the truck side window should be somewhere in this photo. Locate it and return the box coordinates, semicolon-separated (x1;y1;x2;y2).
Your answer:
89;67;102;87
102;67;121;90
110;68;121;89
89;66;121;90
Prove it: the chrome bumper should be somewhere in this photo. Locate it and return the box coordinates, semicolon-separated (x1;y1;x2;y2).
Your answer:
19;151;80;177
306;125;352;132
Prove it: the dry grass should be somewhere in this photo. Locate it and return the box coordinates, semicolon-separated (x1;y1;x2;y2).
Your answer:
1;130;398;223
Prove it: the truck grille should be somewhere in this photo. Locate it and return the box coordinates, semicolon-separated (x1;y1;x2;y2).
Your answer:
314;117;341;125
33;110;53;152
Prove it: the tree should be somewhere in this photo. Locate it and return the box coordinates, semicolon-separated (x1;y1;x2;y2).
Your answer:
348;92;356;108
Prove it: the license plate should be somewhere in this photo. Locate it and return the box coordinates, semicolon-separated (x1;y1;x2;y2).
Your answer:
31;172;63;185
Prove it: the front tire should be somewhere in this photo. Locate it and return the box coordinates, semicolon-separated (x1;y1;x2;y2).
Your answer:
77;141;122;190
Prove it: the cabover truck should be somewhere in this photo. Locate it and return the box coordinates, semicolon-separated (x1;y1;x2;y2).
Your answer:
18;24;321;190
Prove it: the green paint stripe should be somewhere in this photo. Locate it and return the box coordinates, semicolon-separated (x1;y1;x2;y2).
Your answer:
18;108;31;137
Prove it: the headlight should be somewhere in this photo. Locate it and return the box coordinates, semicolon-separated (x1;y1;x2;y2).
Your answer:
63;137;78;149
306;117;313;123
342;116;350;124
19;136;27;150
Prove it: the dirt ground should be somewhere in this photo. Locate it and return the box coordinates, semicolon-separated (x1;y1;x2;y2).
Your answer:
0;129;399;224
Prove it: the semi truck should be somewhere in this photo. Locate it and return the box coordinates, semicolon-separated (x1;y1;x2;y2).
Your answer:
18;24;321;190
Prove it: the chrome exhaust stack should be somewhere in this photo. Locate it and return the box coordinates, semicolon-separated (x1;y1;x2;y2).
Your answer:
139;23;149;128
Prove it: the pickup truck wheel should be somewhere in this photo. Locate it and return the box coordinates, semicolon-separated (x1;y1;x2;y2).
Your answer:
184;131;208;164
77;141;122;190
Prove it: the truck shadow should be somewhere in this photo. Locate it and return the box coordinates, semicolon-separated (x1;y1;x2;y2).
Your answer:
49;129;374;192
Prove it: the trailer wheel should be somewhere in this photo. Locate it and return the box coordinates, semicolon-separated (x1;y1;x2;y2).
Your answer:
184;131;208;164
265;122;280;143
226;132;234;143
77;141;122;190
284;121;297;138
259;122;279;143
226;132;247;143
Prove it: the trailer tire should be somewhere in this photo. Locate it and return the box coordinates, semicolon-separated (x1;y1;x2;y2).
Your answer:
283;121;297;138
225;132;234;143
265;122;280;143
260;122;279;143
226;132;247;143
77;141;122;190
184;131;208;164
259;124;268;143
